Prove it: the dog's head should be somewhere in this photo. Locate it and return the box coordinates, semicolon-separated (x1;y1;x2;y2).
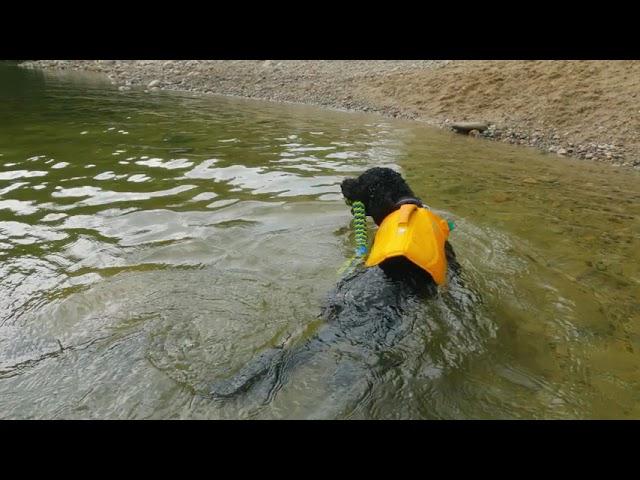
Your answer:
340;167;418;225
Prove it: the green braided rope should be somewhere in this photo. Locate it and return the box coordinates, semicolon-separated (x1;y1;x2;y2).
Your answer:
337;200;368;276
351;201;367;257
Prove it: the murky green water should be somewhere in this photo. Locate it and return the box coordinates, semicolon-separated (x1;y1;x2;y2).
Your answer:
1;64;638;419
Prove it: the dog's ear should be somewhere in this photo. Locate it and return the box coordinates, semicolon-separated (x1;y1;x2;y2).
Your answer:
340;177;364;202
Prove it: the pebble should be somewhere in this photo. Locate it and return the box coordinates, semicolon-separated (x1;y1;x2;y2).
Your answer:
492;192;511;203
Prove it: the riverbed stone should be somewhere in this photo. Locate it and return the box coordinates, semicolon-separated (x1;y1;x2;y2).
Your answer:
451;122;489;134
492;192;511;203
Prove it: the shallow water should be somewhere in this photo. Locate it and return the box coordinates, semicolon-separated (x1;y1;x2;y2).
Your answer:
0;64;638;419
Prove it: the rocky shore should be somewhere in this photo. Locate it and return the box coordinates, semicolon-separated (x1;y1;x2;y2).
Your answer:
21;60;640;169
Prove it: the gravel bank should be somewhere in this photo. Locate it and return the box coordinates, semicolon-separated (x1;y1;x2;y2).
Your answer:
21;60;640;169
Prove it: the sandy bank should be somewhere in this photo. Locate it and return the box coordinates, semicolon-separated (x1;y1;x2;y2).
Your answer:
21;60;640;169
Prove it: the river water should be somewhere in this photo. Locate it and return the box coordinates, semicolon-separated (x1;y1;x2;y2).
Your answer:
1;64;638;419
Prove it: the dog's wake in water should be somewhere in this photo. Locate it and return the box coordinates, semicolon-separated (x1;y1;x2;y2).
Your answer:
209;261;492;418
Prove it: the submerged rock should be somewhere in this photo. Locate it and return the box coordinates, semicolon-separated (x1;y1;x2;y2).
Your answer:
492;192;511;203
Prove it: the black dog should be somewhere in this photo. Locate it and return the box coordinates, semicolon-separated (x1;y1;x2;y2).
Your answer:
340;167;460;289
209;168;473;413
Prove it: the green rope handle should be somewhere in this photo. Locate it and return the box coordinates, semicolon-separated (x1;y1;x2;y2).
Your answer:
337;200;368;276
351;201;367;257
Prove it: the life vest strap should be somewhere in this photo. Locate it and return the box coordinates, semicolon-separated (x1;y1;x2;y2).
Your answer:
398;203;417;224
394;197;423;208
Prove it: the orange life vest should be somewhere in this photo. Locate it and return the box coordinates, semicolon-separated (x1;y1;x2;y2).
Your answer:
365;204;450;285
